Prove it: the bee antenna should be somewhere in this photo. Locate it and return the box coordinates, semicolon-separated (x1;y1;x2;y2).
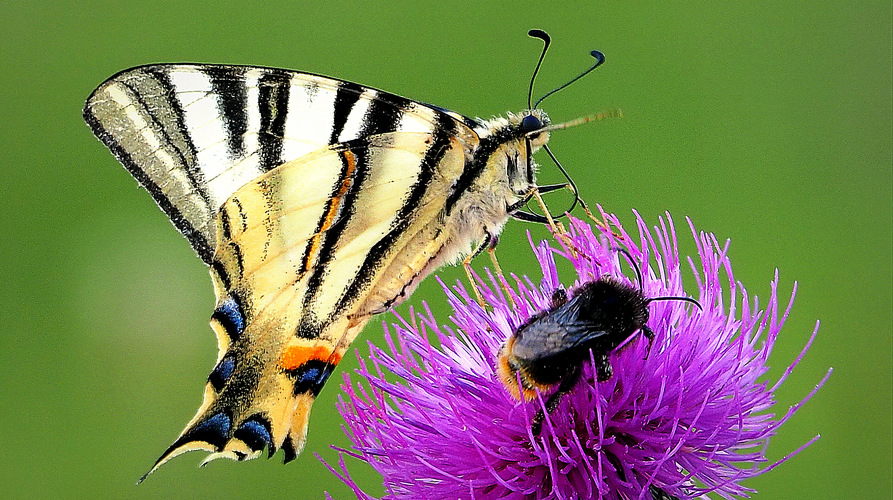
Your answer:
527;29;551;110
646;296;703;311
534;49;605;109
613;248;644;293
612;248;702;310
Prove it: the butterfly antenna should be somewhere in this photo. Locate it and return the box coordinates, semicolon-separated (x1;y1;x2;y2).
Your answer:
527;29;551;109
528;42;606;219
540;143;581;216
533;50;605;109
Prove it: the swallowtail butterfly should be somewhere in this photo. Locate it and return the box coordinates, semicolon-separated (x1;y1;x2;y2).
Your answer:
84;31;603;479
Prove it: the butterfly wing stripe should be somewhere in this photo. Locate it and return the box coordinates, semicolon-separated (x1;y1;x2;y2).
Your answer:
301;135;448;327
257;72;290;171
295;94;414;322
298;147;371;327
203;65;249;159
329;81;365;144
362;92;411;136
139;67;206;194
302;146;357;270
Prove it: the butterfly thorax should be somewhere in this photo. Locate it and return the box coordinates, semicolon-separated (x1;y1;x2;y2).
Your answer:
434;110;550;263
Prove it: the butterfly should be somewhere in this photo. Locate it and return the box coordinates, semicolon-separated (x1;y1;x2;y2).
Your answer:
83;30;605;479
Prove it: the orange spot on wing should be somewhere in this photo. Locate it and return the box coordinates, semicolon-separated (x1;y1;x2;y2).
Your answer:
279;345;343;371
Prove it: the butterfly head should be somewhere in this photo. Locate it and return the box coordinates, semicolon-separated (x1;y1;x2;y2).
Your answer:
477;109;551;200
519;110;551;149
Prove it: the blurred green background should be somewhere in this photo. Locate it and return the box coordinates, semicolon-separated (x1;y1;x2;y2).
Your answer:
1;1;889;498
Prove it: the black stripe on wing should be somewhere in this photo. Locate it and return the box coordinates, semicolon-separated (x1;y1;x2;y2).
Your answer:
297;92;419;324
141;67;207;199
298;146;371;335
330;81;365;144
204;66;249;160
257;72;291;171
83;83;216;264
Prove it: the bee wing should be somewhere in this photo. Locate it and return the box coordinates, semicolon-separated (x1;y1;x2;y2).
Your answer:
511;299;610;362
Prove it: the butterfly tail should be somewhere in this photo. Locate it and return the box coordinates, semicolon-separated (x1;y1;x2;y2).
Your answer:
137;323;355;481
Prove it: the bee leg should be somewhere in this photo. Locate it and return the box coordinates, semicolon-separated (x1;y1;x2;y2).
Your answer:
530;412;547;436
649;485;681;500
531;368;581;435
641;326;655;359
595;353;613;382
549;287;568;309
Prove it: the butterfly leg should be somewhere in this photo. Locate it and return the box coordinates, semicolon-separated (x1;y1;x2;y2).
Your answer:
579;198;625;241
463;231;496;307
530;188;571;237
484;236;518;310
530;189;581;256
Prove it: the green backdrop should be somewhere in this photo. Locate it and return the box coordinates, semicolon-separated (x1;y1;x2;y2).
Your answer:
1;1;889;498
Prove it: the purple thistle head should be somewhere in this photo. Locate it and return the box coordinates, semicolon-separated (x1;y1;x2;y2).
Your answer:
325;212;830;499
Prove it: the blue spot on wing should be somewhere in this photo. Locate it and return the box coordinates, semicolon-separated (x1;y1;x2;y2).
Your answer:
158;411;232;455
189;412;232;445
208;355;236;391
287;360;334;397
234;416;272;452
211;295;246;340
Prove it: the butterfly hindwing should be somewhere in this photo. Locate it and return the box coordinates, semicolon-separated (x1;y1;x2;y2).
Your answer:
143;131;471;472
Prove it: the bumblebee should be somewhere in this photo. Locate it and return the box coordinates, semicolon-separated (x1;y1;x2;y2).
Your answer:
497;257;699;434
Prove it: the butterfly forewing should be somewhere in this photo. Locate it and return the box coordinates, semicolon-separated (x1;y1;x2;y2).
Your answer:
84;64;475;263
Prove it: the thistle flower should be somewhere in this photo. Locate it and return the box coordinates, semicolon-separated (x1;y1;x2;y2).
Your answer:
325;212;830;499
